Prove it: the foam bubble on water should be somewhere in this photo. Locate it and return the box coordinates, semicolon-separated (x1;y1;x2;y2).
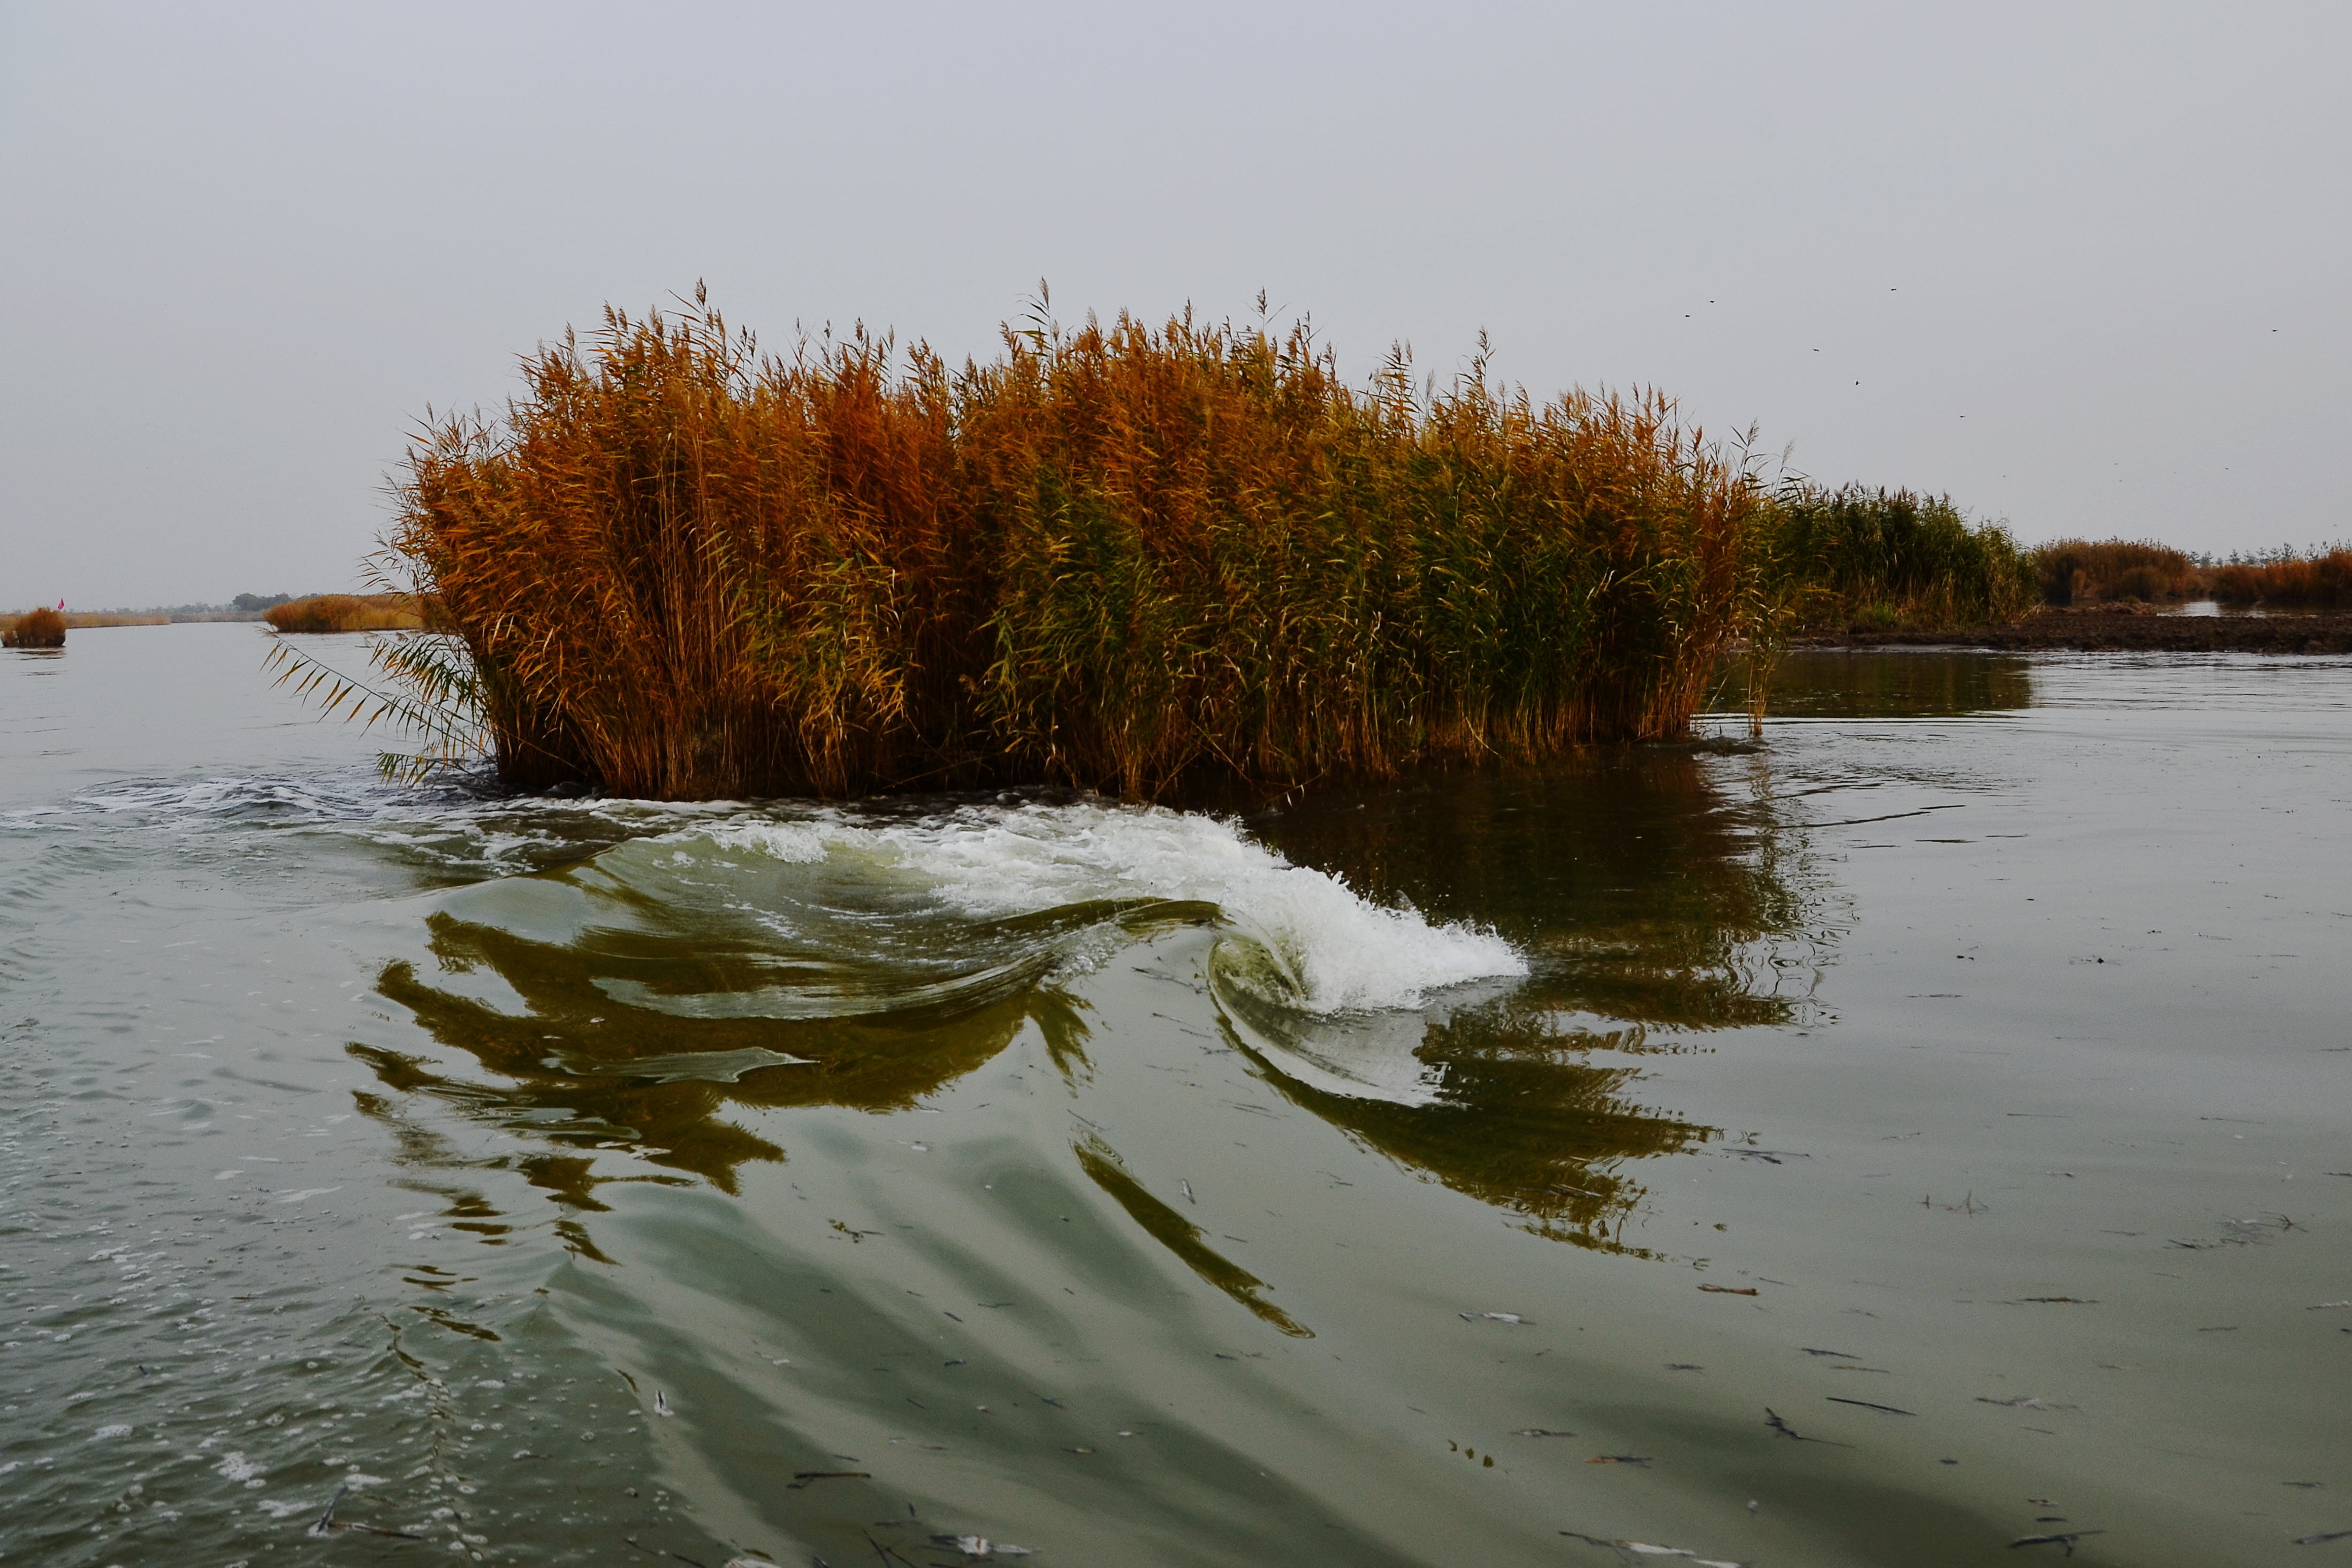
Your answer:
858;803;1524;1013
214;1451;262;1483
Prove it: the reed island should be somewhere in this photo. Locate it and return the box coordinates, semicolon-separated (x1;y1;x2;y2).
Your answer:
258;291;2343;798
307;293;2010;798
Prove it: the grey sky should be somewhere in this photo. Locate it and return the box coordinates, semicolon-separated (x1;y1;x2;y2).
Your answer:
3;2;2345;608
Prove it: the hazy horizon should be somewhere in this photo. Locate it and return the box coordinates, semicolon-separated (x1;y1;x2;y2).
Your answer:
4;2;2346;608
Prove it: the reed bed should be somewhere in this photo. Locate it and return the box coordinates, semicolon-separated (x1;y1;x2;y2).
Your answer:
359;294;1778;799
2;607;67;648
2210;549;2352;607
2030;538;2203;604
263;593;426;635
1768;485;2033;633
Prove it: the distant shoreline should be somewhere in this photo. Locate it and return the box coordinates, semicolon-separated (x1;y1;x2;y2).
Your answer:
0;611;270;629
1794;605;2352;655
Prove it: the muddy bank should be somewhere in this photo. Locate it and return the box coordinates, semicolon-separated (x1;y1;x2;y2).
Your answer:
1797;606;2352;654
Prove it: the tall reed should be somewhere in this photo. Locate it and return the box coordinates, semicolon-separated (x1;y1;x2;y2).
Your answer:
263;593;426;634
355;293;1780;800
1767;485;2033;631
2029;538;2203;604
2210;549;2352;607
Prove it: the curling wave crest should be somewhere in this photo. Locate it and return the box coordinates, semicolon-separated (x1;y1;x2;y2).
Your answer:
696;802;1525;1013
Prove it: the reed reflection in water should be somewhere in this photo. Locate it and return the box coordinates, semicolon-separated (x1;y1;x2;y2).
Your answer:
355;744;1824;1301
1722;648;2035;719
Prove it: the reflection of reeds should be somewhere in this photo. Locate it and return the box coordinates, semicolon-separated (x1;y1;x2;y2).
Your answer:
362;908;1063;1200
2030;538;2203;604
372;292;1776;798
1074;1134;1312;1335
263;593;426;634
2;606;66;648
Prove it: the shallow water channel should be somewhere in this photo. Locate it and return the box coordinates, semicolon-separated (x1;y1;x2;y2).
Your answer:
3;625;2348;1567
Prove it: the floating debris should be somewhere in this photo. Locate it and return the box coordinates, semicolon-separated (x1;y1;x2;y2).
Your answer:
2296;1532;2352;1546
308;1486;347;1538
1180;1179;1195;1205
306;1483;423;1541
789;1471;871;1487
1666;1363;1704;1371
1587;1455;1653;1466
654;1390;673;1417
931;1535;1033;1557
1699;1285;1759;1296
1730;1148;1811;1164
1514;1428;1577;1437
1978;1396;2077;1411
1802;1348;1859;1359
2170;1213;2298;1250
2008;1531;2104;1554
2010;1297;2098;1305
1764;1407;1851;1446
1460;1311;1531;1325
1561;1529;1742;1565
2309;1302;2352;1312
1826;1397;1914;1415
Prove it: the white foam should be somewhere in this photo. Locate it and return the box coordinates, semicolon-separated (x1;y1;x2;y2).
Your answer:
701;821;829;864
850;803;1525;1013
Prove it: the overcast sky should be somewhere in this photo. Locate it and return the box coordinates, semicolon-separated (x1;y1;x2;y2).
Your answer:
3;2;2345;607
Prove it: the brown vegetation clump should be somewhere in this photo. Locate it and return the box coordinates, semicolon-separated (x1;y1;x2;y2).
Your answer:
2030;538;2204;604
264;593;427;634
372;292;1779;800
3;606;66;648
2209;550;2352;607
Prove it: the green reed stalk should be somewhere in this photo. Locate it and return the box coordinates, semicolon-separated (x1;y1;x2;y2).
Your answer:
1768;485;2032;633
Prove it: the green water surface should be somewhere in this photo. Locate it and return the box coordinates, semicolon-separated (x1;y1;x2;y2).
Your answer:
2;627;2347;1566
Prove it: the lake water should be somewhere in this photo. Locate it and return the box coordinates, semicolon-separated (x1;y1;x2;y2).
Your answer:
3;625;2348;1567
